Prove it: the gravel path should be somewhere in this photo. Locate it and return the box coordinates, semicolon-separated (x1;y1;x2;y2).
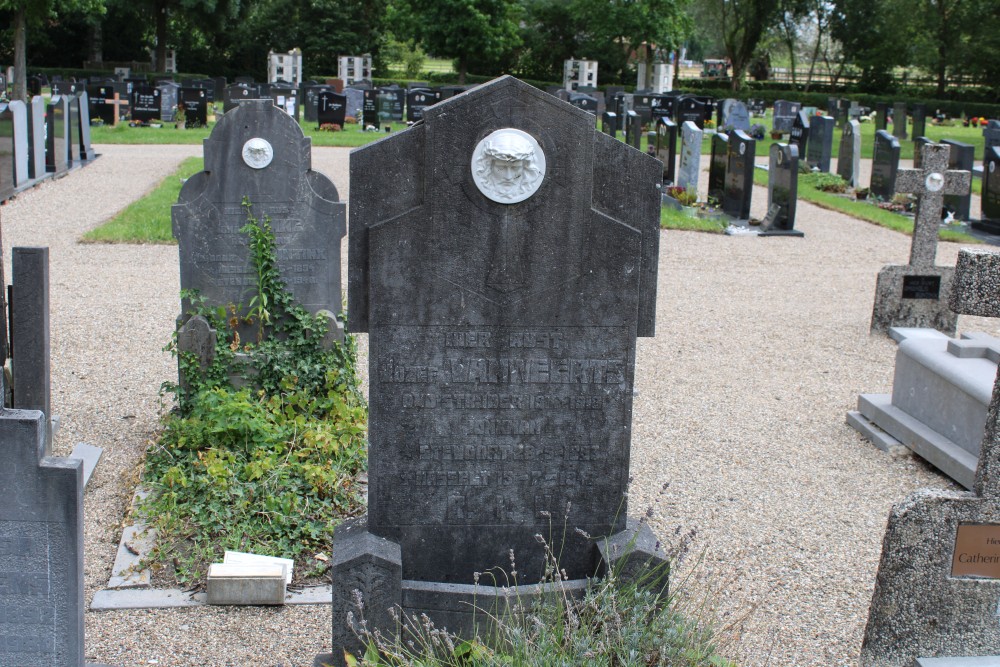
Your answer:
3;143;996;666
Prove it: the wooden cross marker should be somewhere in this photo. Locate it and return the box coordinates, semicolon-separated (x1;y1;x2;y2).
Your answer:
103;93;129;127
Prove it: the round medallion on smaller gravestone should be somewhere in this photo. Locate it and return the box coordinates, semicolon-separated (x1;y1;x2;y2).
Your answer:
471;128;546;204
991;162;996;174
739;143;746;155
925;172;945;192
242;138;274;169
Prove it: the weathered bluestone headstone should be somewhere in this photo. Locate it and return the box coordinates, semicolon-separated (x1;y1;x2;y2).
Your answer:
892;101;908;139
172;99;346;346
772;99;800;134
870;130;901;200
762;142;802;236
722;130;754;219
677;120;702;194
870;142;971;335
837;120;862;188
806;115;835;172
942;139;975;221
708;132;728;203
718;99;750;133
983;147;1000;225
624;110;642;150
27;96;46;180
45;96;69;175
789;110;810;160
326;75;666;665
861;247;1000;666
655;117;677;184
911;103;927;141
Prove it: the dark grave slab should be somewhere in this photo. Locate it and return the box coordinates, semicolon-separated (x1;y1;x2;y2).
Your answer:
718;99;750;133
344;88;365;121
0;104;14;201
748;98;766;117
648;94;673;120
45;96;69;174
601;111;618;138
27;97;45;179
762;142;802;236
655;117;677;184
985;120;1000;164
269;87;299;121
789;110;810;161
376;86;404;122
913;136;932;169
173;100;346;346
129;86;160;125
66;96;80;166
625;110;642;149
982;147;1000;225
837;120;862;188
567;92;598;115
179;87;208;128
675;95;706;129
911;103;927;140
362;89;380;129
837;98;851;126
75;92;96;162
942;139;975;221
406;88;441;122
9;100;29;188
772;99;800;134
330;75;665;665
223;84;254;114
303;85;333;123
722;130;754;219
805;115;834;172
892;101;907;139
677;120;703;193
875;102;889;131
870;142;971;335
51;80;83;96
870;130;901;200
157;82;179;123
317;91;347;128
860;247;1000;665
708;132;728;203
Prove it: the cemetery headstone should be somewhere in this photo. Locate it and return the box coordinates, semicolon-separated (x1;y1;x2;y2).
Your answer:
676;95;706;129
406;88;441;122
130;85;160;124
601;111;618;138
870;142;971;335
837;98;851;126
213;76;226;102
376;86;404;122
75;92;96;162
718;99;750;133
179;87;209;127
11;247;51;444
27;75;42;97
625;110;642;150
771;99;800;134
362;89;379;129
708;132;728;203
158;81;179;123
722;130;754;219
9;101;28;189
45;95;69;175
789;110;810;160
568;92;598;115
696;96;716;126
649;94;674;121
981;147;1000;228
51;80;82;96
269;86;299;121
223;84;254;113
913;136;932;169
655;117;677;184
892;101;907;139
67;95;81;166
27;96;46;180
303;85;333;123
875;102;889;131
984;120;1000;164
911;103;927;140
0;104;15;201
327;75;665;666
631;93;654;125
677;120;702;193
860;247;1000;665
172;99;346;347
870;130;901;200
761;143;802;236
343;87;365;121
806;115;835;172
317;91;347;128
837;120;862;188
942;139;975;221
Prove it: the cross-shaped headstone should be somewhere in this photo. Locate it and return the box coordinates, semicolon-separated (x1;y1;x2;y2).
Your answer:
870;142;972;336
860;246;1000;665
102;93;129;127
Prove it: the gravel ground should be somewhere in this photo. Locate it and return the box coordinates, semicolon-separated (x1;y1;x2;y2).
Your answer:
2;143;996;666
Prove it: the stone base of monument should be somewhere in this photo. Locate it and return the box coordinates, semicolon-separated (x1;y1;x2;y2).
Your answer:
870;264;957;336
319;517;669;667
848;328;998;490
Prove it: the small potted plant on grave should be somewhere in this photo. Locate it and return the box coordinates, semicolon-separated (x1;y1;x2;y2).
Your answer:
664;185;699;215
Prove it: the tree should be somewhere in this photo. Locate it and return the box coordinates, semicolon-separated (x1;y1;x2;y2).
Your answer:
697;0;781;90
830;0;913;92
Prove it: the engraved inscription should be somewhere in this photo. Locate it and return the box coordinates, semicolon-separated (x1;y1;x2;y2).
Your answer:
902;275;941;300
952;523;1000;578
0;521;62;664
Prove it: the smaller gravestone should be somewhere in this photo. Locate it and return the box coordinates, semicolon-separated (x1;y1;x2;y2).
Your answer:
655;117;677;184
984;120;1000;164
406;88;440;122
67;95;81;166
708;132;728;203
317;91;347;128
789;110;810;160
870;130;901;200
892;101;907;139
806;115;835;172
130;85;160;124
223;84;254;113
981;147;1000;228
772;99;800;134
942;139;975;221
718;99;750;133
911;103;927;140
46;96;69;175
343;87;365;121
875;102;889;131
568;92;598;115
675;95;706;129
762;143;802;236
722;130;754;219
913;136;932;169
601;111;618;138
870;142;971;335
362;89;379;129
303;85;333;122
860;247;1000;666
270;86;299;120
0;104;15;201
624;110;641;150
649;94;674;121
677;120;702;194
158;81;179;123
76;92;96;161
179;87;209;127
837;120;862;188
376;86;404;122
27;96;46;180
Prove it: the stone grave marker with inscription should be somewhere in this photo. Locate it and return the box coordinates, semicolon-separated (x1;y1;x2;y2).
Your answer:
172;99;346;355
324;75;666;666
875;102;889;131
317;91;347;128
0;104;17;201
75;92;96;162
343;87;365;120
984;120;1000;163
568;92;598;115
942;138;975;221
837;120;862;188
303;85;332;122
269;85;299;120
649;94;674;121
677;120;702;194
870;142;971;335
981;147;1000;229
66;95;81;166
601;111;618;138
860;247;1000;666
223;84;254;113
27;96;46;180
376;86;404;122
362;89;379;129
762;143;802;236
789;110;809;161
708;132;728;203
718;99;750;133
723;130;754;220
676;95;706;129
772;99;800;134
129;85;160;124
45;96;69;175
157;81;179;123
806;114;834;172
624;110;642;150
406;88;441;122
179;87;209;127
892;101;907;139
870;130;901;200
655;117;677;184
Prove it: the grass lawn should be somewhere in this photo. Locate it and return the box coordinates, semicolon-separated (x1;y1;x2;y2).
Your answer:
660;205;727;233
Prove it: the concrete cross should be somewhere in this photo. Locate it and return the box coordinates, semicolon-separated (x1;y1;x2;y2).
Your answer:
103;93;129;127
894;142;971;269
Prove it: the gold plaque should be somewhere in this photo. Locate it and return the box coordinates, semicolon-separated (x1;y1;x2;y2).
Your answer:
952;524;1000;578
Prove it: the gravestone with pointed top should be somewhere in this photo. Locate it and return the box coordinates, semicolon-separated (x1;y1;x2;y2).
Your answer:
677;120;702;193
708;132;728;203
837;120;861;188
870;130;901;200
870;142;972;335
762;143;802;236
860;247;1000;666
942;139;975;221
655;117;676;184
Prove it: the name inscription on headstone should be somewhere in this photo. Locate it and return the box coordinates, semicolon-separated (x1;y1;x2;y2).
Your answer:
901;275;942;300
951;524;1000;578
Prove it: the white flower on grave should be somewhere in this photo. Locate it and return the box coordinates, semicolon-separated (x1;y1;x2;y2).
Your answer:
471;128;546;204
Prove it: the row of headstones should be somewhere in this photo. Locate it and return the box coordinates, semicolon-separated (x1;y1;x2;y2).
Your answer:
0;92;98;203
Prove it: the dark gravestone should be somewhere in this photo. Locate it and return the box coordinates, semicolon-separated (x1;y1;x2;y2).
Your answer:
11;248;51;446
376;86;404;122
179;87;208;128
130;86;159;124
303;85;333;123
870;130;901;200
762;143;802;236
173;100;346;345
87;84;115;125
826;96;839;118
27;76;42;97
875;102;889;131
51;81;82;96
158;82;179;123
601;111;618;138
631;93;654;125
362;89;379;129
805;115;835;172
45;96;69;175
942;139;975;221
0;104;14;201
772;99;800;134
269;87;299;121
837;120;862;188
8;101;29;188
982;147;1000;225
331;75;664;665
837;98;851;126
406;88;441;122
675;95;705;129
567;92;598;115
696;96;716;126
649;94;674;121
66;96;81;166
27;97;45;180
624;110;642;150
317;91;347;128
75;92;96;162
789;111;810;161
655;117;677;184
718;99;750;133
892;101;907;139
708;132;728;203
861;247;1000;665
913;136;932;169
911;103;927;141
677;120;703;193
984;120;1000;164
870;142;971;335
213;77;226;102
223;84;254;113
722;130;754;219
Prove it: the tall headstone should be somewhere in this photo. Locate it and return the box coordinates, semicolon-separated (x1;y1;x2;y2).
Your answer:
66;96;81;166
942;139;975;221
875;102;889;131
772;99;800;134
870;142;972;335
343;87;365;121
708;132;728;203
655;117;677;184
861;247;1000;665
45;96;69;175
911;104;927;141
362;89;379;129
722;130;754;219
157;81;179;123
327;76;666;665
806;115;835;172
172;100;346;345
837;120;862;188
624;110;641;150
11;247;51;445
601;111;618;138
303;85;332;123
913;136;932;170
27;96;46;180
179;87;209;127
5;101;28;189
130;85;160;124
677;120;702;194
870;130;901;200
892;101;907;139
75;92;96;162
982;147;1000;227
718;99;750;133
789;110;810;161
0;104;15;201
317;91;347;128
762;143;802;236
